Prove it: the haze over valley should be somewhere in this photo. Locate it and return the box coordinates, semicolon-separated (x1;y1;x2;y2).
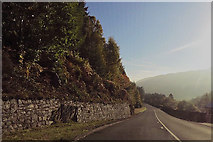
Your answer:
136;69;211;100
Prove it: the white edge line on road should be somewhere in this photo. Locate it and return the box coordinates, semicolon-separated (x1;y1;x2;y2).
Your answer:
154;110;182;142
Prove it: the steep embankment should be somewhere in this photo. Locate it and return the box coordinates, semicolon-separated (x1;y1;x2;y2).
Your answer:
2;2;142;106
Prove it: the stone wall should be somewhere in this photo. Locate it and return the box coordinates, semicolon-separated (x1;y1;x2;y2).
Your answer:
2;99;130;133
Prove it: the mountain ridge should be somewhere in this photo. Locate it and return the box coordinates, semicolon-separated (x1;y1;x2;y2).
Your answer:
136;69;211;100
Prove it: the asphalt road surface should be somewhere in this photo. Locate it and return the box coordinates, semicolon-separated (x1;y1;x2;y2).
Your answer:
83;104;211;140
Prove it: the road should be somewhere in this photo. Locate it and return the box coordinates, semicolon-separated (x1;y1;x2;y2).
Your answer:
83;104;211;140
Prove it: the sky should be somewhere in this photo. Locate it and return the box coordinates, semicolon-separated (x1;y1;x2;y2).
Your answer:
86;2;211;82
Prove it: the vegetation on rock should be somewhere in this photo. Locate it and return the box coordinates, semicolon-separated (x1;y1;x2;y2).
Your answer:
2;2;142;108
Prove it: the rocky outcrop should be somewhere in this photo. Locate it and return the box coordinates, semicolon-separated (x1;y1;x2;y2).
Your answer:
2;99;130;133
51;104;78;123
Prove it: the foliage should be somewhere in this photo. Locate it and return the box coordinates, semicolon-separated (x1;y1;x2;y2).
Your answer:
79;16;106;78
125;82;143;108
190;92;211;112
3;2;86;80
144;92;200;112
177;101;200;112
144;93;166;107
137;86;145;101
2;2;141;106
104;37;121;80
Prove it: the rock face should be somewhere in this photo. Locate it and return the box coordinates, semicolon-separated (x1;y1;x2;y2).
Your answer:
51;104;78;123
2;99;130;133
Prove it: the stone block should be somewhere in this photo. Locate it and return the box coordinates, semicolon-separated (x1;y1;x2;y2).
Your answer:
41;121;45;125
27;111;31;115
8;125;14;130
38;117;42;121
13;124;18;129
32;123;37;128
4;103;10;110
49;121;54;125
43;116;47;121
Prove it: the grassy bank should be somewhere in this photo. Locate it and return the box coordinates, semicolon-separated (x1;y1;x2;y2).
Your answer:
3;120;118;140
134;107;147;114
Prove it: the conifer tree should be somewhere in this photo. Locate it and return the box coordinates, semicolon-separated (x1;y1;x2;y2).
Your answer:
104;37;121;80
79;16;106;77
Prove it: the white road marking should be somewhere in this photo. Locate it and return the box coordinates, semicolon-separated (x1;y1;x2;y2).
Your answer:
154;110;181;142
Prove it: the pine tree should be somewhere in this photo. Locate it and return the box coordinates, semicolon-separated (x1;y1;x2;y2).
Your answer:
104;37;121;80
79;16;106;77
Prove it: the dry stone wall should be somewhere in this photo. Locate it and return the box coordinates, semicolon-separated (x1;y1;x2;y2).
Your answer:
2;99;130;133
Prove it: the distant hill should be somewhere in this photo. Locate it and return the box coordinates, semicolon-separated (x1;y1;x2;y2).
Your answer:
136;69;211;100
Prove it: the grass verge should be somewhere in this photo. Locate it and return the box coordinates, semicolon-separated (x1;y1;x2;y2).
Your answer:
3;119;118;140
134;107;147;114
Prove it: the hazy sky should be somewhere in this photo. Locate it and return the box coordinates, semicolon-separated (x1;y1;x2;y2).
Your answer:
86;2;211;81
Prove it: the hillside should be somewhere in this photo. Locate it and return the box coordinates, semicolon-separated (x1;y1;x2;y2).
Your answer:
2;2;142;107
136;69;211;100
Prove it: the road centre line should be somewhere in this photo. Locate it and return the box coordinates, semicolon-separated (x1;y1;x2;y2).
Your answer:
154;110;181;142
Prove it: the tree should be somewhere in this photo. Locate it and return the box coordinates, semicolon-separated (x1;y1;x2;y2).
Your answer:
104;37;121;80
177;101;199;112
137;86;145;101
190;92;211;112
3;2;87;82
144;93;166;107
79;16;106;77
161;93;177;109
169;93;174;99
2;2;138;104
